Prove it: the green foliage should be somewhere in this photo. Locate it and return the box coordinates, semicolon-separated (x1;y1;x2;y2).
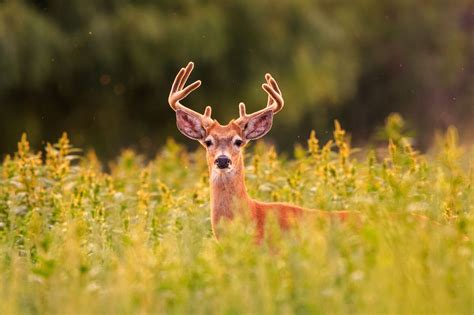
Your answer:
0;0;472;157
0;122;472;314
0;2;65;91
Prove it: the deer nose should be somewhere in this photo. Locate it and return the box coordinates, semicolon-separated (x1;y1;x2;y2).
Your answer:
215;155;231;169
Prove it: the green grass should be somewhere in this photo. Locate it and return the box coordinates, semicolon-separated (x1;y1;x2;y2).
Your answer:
0;120;472;314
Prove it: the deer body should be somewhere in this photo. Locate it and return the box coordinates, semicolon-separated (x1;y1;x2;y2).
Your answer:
208;145;307;239
168;62;350;241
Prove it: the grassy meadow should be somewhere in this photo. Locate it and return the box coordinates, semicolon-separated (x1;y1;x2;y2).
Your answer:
0;119;472;314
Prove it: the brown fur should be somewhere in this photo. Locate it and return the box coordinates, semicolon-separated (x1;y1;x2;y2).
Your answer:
206;139;351;241
168;62;353;242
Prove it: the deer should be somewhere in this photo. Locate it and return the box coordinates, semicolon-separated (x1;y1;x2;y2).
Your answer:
168;62;353;241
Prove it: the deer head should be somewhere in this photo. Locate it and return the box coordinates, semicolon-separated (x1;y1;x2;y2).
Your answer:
168;62;284;175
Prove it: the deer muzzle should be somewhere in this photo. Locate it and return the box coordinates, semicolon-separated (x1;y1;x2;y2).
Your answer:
215;155;231;169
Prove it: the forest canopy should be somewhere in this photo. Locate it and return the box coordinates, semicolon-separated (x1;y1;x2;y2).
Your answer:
0;0;472;158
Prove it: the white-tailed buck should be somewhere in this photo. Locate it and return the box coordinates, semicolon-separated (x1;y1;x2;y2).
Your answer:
169;62;351;241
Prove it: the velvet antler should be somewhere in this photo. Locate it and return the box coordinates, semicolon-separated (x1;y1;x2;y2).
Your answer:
235;73;284;128
168;62;213;127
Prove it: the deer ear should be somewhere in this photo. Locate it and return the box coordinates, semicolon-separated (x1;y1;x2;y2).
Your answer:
176;109;206;140
243;110;274;140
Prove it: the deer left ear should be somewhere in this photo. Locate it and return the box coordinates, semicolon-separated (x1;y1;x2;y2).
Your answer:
243;110;274;140
176;109;206;140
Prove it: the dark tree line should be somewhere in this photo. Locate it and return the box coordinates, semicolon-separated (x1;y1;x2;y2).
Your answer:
0;0;472;158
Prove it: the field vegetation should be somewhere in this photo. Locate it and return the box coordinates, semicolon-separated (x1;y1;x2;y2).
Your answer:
0;116;472;314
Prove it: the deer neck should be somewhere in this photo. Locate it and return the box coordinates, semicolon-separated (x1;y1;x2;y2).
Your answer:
209;157;251;233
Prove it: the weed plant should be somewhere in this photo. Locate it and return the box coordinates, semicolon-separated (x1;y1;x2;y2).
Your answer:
0;117;472;314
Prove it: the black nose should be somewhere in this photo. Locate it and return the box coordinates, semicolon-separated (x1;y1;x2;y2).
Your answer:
215;155;231;169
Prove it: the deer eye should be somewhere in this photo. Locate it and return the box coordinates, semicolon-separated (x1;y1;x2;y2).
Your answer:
204;139;213;147
234;139;243;147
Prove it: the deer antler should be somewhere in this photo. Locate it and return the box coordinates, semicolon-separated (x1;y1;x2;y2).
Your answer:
235;73;284;127
168;62;213;127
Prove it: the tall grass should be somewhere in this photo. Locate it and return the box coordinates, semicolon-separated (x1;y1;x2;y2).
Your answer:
0;118;472;314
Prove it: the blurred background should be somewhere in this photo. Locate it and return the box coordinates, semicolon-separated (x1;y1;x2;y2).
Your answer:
0;0;472;159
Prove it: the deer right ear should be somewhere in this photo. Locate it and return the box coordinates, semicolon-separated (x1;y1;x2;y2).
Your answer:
176;109;206;140
243;110;274;140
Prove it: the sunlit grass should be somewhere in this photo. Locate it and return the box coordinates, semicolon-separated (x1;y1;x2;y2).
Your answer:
0;118;472;314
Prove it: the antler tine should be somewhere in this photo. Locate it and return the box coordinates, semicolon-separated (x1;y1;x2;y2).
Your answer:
204;106;212;118
168;62;213;126
239;102;247;117
263;73;284;114
235;73;284;126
